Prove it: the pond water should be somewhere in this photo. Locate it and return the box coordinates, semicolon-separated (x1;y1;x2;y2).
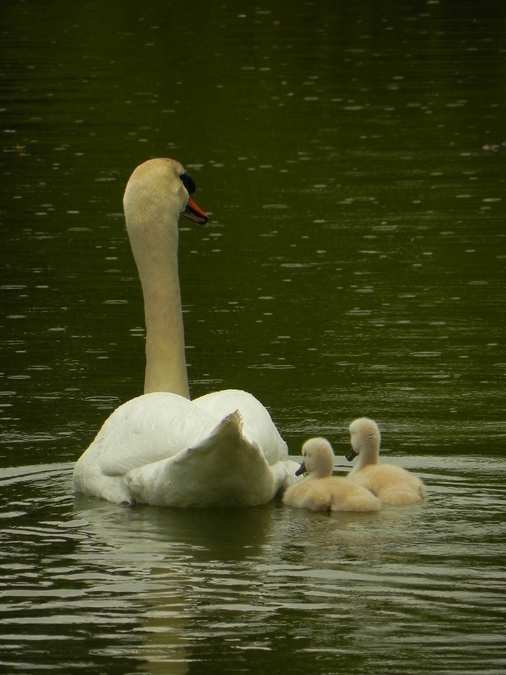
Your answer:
1;456;506;674
1;0;506;673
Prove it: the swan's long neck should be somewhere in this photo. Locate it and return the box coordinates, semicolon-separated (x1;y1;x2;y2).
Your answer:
125;190;190;399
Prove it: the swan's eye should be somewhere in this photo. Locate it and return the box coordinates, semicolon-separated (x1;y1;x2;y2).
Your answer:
180;172;196;195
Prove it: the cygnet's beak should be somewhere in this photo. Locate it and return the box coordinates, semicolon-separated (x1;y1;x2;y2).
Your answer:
346;447;358;462
183;195;209;224
295;461;307;476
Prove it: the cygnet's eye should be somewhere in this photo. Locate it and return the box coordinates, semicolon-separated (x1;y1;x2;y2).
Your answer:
180;172;196;195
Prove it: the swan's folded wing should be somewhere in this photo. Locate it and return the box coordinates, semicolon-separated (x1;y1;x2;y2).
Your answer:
73;393;218;500
126;412;286;506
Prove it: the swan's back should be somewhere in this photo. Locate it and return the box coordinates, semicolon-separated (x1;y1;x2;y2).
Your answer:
193;389;289;465
73;390;298;506
125;411;280;507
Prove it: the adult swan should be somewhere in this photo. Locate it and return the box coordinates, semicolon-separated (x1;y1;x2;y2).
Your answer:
73;158;298;506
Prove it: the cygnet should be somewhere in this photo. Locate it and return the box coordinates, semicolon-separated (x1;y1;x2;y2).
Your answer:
347;417;425;506
283;437;381;512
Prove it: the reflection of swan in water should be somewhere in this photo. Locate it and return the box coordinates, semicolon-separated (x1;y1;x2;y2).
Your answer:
72;494;277;674
346;418;425;506
283;438;381;512
73;158;298;506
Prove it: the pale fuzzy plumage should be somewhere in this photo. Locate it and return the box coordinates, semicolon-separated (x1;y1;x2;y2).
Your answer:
347;417;425;506
73;158;298;506
282;438;381;513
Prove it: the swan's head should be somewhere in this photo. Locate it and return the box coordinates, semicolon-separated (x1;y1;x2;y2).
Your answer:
123;158;208;231
296;437;335;479
347;417;381;462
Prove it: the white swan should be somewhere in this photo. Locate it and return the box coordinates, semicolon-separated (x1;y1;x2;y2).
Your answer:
282;438;381;512
346;417;425;506
73;158;299;506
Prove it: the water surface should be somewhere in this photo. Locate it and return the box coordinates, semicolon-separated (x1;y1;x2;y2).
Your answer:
1;456;506;674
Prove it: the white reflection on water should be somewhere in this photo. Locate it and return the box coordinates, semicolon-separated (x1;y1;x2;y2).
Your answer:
0;457;505;674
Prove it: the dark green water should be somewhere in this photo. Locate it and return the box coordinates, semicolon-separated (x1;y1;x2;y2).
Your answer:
1;1;506;673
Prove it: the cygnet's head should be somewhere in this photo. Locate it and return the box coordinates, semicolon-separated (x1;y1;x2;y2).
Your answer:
347;417;381;462
296;437;335;478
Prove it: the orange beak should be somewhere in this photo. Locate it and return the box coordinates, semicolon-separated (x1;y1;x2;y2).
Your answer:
183;195;208;224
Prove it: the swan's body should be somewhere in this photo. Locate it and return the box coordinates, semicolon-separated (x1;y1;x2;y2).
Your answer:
73;158;298;506
346;418;425;506
282;438;381;512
